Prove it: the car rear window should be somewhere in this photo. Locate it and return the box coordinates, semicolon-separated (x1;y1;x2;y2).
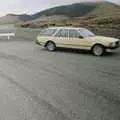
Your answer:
39;29;57;36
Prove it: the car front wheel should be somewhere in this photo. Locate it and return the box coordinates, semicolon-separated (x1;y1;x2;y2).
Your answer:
46;42;56;51
92;44;105;56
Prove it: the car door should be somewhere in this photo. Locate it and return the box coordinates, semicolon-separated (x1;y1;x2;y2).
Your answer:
53;29;69;48
68;29;91;50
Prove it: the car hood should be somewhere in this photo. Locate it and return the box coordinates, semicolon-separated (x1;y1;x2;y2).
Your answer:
89;36;119;42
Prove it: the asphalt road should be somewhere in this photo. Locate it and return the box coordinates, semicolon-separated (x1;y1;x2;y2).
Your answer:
0;29;120;120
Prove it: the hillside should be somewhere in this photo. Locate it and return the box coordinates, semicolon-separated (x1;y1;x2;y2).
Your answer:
84;1;120;17
31;2;97;19
0;14;32;24
0;1;120;30
31;1;120;19
18;2;120;28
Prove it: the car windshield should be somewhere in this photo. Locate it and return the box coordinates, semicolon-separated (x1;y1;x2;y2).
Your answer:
79;29;95;38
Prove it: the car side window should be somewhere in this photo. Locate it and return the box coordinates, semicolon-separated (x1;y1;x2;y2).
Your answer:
40;29;57;36
69;29;81;38
55;29;68;37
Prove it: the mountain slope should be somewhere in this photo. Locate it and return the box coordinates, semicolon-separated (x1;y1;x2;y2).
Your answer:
31;1;120;19
0;14;32;24
19;2;120;28
85;1;120;17
0;1;119;25
31;2;97;19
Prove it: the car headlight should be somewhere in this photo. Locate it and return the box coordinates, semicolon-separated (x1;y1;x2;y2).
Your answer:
109;42;116;47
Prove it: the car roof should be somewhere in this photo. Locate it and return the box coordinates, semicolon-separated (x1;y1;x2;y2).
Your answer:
47;27;86;30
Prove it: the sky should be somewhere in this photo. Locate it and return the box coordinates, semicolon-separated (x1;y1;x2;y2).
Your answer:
0;0;119;16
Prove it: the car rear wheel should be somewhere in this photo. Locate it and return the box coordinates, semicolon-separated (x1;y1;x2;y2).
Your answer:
92;45;105;56
46;42;56;51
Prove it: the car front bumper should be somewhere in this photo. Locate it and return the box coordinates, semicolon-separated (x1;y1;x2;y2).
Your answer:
106;45;120;50
107;46;119;50
107;41;120;49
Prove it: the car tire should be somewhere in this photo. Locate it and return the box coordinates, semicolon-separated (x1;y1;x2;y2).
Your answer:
92;44;105;56
46;42;56;51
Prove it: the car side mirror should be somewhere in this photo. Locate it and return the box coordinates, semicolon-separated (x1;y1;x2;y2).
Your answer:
79;36;84;39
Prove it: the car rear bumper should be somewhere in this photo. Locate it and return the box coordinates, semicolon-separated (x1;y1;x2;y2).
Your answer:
36;40;40;45
36;40;45;46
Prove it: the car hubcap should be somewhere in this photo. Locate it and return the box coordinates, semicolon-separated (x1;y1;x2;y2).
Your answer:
94;46;103;56
47;43;55;51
